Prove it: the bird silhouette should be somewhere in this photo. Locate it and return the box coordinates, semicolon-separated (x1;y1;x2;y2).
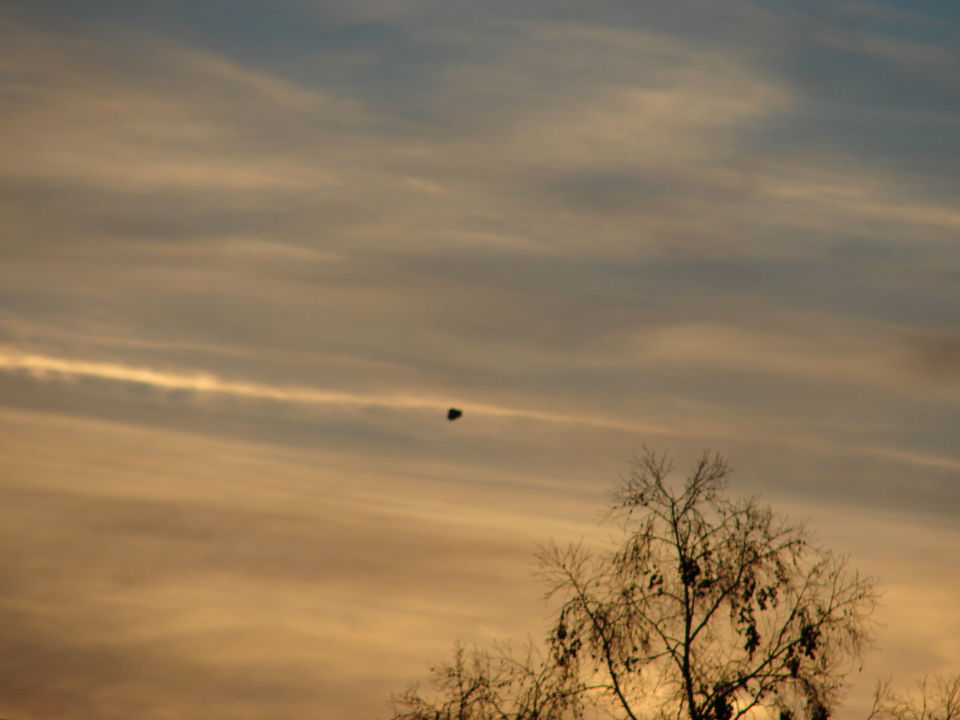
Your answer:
447;408;462;421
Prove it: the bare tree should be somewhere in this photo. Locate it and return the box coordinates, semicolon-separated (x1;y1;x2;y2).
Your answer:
388;449;880;720
868;675;960;720
389;640;587;720
540;449;878;720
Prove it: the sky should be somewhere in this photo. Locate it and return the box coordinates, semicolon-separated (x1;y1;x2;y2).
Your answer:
1;1;959;717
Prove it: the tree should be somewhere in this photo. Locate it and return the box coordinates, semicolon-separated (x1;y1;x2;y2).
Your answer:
869;675;960;720
390;641;586;720
540;449;878;720
388;449;880;720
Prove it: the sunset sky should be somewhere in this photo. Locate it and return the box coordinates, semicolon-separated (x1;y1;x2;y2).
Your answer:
1;1;959;718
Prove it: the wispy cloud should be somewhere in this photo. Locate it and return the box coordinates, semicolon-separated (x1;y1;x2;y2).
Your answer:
2;2;959;718
4;346;959;484
0;346;679;435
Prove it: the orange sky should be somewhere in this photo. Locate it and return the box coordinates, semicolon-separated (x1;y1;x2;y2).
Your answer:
1;2;959;718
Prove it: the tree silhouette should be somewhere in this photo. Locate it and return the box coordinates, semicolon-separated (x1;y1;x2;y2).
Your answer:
869;675;960;720
390;641;587;720
388;449;880;720
539;449;877;720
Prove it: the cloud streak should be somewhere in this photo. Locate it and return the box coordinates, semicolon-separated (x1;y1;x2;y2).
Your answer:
4;346;959;483
0;346;678;435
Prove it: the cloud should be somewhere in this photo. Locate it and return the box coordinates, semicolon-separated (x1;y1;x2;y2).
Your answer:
907;332;960;383
1;6;960;718
2;407;959;720
0;407;607;719
0;346;683;436
0;21;365;195
3;343;960;500
0;12;957;502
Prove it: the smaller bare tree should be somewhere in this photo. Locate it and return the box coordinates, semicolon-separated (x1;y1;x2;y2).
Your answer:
389;640;587;720
869;675;960;720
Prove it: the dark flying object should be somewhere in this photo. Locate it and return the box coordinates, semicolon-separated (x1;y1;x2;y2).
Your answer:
447;408;463;421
